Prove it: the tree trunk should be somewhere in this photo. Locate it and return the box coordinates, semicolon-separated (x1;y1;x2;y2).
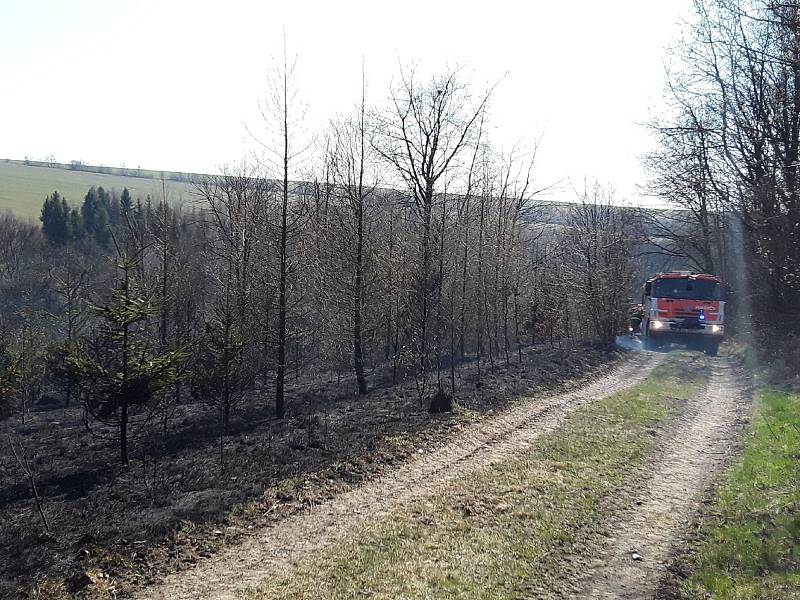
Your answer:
353;200;367;395
275;65;290;420
120;402;128;465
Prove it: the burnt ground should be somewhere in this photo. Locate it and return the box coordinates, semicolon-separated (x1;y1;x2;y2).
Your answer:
0;342;622;599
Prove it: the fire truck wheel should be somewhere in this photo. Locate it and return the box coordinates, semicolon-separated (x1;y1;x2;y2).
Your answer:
704;340;720;356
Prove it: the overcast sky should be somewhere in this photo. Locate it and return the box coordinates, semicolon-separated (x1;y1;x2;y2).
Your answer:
0;0;694;204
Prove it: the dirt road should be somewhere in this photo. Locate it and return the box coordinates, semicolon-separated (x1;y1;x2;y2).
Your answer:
138;353;664;600
574;356;749;599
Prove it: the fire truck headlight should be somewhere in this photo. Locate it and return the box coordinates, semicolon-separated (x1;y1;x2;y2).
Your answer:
651;320;664;330
711;324;722;333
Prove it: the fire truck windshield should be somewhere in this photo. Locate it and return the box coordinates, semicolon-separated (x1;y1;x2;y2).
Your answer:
652;279;721;301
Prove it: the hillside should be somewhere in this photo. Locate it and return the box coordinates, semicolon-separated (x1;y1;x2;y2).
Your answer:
0;160;198;220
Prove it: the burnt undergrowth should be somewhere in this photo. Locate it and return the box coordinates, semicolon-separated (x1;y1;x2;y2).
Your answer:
0;342;621;599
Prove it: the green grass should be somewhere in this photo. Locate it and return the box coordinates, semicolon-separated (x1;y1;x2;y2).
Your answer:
246;354;708;600
680;387;800;599
0;161;197;220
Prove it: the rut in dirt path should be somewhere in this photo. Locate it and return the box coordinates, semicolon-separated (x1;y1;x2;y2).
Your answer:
576;356;750;599
138;353;662;600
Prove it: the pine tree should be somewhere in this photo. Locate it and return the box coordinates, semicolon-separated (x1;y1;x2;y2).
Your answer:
62;241;186;464
40;191;69;244
100;187;122;227
67;208;85;241
191;305;256;434
134;197;146;232
145;195;154;227
120;188;133;216
82;187;111;246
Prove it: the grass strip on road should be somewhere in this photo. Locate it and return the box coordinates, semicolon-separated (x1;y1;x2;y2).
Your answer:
680;386;800;600
246;354;708;600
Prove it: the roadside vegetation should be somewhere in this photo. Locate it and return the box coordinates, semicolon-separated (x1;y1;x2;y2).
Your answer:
681;388;800;599
642;0;800;589
246;355;708;600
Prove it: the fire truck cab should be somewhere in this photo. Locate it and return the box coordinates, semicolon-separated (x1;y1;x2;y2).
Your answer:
641;272;725;356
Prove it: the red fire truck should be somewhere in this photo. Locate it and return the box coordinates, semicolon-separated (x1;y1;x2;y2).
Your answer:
640;272;725;356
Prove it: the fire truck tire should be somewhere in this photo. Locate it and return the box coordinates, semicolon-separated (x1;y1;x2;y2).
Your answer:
704;340;720;356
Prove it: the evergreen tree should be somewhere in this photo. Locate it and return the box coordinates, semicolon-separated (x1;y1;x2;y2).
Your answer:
191;305;256;434
81;187;111;246
120;187;133;216
145;195;154;229
96;186;109;211
63;242;186;464
134;197;145;232
99;187;122;226
67;208;85;241
40;191;69;244
81;187;99;232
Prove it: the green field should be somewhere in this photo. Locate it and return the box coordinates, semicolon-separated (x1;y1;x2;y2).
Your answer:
0;160;198;220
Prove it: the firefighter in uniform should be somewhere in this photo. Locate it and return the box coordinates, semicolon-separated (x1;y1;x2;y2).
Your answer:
629;303;644;336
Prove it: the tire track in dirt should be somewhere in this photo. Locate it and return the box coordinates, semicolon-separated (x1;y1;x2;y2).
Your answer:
574;356;749;599
138;352;663;600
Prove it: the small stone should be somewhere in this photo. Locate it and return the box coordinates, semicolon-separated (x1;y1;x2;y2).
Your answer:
631;552;643;561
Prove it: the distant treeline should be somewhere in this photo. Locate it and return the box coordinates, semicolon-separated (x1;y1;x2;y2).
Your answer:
39;186;167;246
4;157;200;184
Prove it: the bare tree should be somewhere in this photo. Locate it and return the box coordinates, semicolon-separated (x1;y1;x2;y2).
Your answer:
562;183;636;344
0;213;43;282
196;164;268;433
661;0;800;320
47;249;92;406
642;92;729;277
319;73;379;395
253;37;311;419
375;67;492;398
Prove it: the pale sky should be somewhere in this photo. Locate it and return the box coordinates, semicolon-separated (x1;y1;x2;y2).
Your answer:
0;1;694;204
